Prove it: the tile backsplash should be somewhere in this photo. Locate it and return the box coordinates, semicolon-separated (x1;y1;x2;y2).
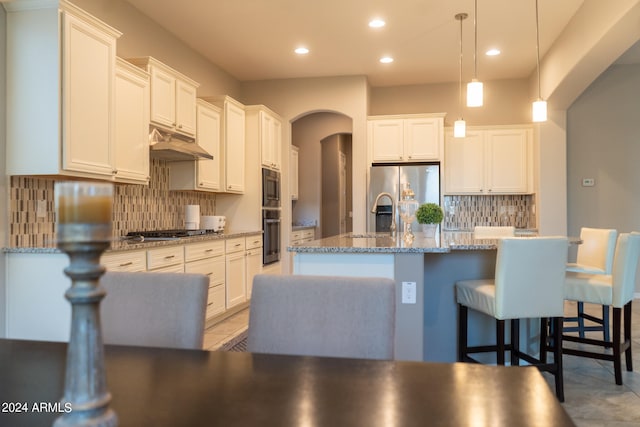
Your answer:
9;159;217;247
442;194;536;230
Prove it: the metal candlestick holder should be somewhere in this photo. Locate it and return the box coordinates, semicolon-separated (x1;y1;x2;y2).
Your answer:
54;183;117;427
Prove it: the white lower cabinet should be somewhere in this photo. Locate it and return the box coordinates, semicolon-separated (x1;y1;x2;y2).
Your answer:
225;237;247;309
245;236;263;299
184;241;226;320
5;234;262;341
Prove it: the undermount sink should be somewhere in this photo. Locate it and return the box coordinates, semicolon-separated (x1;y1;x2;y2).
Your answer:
346;233;393;239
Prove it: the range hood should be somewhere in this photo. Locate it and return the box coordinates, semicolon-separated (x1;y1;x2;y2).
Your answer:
149;128;213;161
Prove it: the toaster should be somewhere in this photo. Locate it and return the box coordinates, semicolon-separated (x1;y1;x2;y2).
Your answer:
201;215;226;232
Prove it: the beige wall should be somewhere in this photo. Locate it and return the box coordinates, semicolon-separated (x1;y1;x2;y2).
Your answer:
567;63;640;234
1;5;7;336
291;112;352;235
370;79;530;126
73;0;240;98
241;76;369;272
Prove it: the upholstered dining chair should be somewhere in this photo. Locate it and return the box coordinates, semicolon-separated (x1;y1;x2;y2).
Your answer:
473;226;516;239
247;274;396;360
100;271;209;350
565;227;617;341
456;236;569;401
563;232;640;385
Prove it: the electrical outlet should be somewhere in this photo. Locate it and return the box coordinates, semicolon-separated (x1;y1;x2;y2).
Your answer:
582;178;595;187
402;281;416;304
36;200;47;218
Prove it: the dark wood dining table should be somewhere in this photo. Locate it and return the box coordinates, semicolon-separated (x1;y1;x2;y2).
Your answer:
0;338;575;426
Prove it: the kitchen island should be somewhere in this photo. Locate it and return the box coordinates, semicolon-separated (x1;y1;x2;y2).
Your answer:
288;231;545;362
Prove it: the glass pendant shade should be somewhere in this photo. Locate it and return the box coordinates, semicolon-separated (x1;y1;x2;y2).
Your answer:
532;99;547;122
454;119;466;138
467;79;483;107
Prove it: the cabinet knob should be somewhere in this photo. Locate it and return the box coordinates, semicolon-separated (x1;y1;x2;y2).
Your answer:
112;170;118;175
178;124;183;129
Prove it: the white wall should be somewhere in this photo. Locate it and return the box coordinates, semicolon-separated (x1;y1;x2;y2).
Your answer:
1;5;8;336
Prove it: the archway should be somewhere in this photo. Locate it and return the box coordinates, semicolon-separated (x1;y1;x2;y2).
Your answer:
291;111;353;238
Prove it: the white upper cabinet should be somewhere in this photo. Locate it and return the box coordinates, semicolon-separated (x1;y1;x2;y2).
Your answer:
127;57;199;138
291;146;299;200
253;107;282;171
444;126;533;194
169;99;222;192
368;114;445;163
204;96;246;194
6;0;121;178
114;58;150;184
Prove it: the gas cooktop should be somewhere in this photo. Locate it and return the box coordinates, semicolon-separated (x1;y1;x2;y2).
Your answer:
126;229;211;238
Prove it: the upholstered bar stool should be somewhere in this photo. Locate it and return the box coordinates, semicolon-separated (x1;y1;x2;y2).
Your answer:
473;226;516;239
563;232;640;385
565;227;617;340
456;236;569;401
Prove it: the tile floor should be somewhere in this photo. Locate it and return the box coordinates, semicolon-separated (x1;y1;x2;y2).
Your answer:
203;309;249;351
203;301;640;426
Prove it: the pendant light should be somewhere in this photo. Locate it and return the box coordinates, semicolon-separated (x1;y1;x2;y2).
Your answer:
466;0;483;107
454;13;467;138
532;0;547;122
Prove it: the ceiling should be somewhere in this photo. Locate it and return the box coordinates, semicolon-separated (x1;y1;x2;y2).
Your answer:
122;0;589;87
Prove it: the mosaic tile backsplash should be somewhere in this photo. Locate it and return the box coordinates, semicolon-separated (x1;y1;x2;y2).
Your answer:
9;159;218;247
442;194;536;231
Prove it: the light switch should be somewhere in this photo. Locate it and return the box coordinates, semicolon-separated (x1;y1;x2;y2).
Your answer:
582;178;595;187
402;281;417;304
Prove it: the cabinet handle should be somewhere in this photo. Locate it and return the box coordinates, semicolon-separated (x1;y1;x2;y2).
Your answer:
112;170;118;175
178;124;183;129
207;272;213;276
119;261;133;267
235;243;241;247
408;155;412;159
164;255;175;260
253;240;260;244
205;249;214;252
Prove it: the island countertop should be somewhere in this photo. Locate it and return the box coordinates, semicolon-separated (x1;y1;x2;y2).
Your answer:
287;231;516;254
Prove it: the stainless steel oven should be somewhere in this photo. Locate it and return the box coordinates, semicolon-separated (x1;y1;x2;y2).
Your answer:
262;168;281;208
262;208;281;265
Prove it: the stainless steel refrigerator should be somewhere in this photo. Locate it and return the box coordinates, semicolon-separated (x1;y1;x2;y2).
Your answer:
368;163;441;233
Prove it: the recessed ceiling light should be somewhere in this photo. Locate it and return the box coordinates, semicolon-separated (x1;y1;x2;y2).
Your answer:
486;48;501;56
379;56;393;64
369;19;386;28
295;47;309;55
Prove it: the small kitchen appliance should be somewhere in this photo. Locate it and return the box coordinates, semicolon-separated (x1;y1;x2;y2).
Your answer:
201;215;226;232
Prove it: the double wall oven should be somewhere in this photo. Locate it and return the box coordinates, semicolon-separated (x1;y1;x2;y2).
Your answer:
262;168;281;265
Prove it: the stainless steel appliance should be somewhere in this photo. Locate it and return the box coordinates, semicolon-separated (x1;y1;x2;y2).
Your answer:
262;168;281;208
368;163;441;233
262;209;281;265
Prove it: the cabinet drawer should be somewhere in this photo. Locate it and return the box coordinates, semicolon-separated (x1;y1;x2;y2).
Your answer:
151;263;184;273
225;237;246;254
206;283;225;319
102;250;146;272
246;235;263;250
184;240;225;262
291;231;302;241
301;229;315;239
302;237;314;244
185;257;225;285
147;246;184;270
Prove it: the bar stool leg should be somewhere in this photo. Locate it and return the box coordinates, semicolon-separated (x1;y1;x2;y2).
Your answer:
552;316;564;402
624;302;633;372
458;304;468;362
577;302;586;338
613;307;622;385
510;319;520;366
603;305;611;342
497;320;505;365
540;318;549;363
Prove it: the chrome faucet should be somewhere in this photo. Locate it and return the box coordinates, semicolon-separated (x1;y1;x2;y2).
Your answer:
370;192;396;237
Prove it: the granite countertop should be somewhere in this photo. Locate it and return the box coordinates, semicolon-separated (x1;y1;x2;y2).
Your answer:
2;230;263;254
287;231;504;254
292;225;316;231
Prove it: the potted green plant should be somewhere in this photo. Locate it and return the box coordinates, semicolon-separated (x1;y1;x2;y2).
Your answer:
416;203;444;237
